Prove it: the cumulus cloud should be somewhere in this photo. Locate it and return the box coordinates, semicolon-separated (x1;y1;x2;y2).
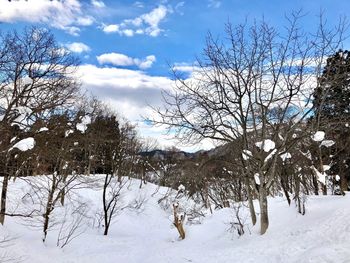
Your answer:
0;0;94;36
78;64;214;151
78;64;171;120
102;5;168;37
66;42;91;53
97;53;156;69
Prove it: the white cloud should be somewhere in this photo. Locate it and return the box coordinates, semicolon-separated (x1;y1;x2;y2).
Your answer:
133;1;144;8
102;5;169;37
208;0;221;8
97;53;156;69
136;55;156;69
78;64;214;151
76;16;94;26
91;0;105;8
173;63;201;73
66;42;91;53
103;24;119;33
0;0;94;36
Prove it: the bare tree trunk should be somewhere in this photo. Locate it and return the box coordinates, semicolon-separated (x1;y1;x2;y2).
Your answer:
312;175;319;195
259;187;269;235
173;203;185;239
103;174;110;236
339;165;348;193
60;174;67;206
0;173;9;225
245;178;256;226
43;175;56;242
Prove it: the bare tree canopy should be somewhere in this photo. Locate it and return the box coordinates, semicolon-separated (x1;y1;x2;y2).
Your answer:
152;12;348;234
0;26;80;225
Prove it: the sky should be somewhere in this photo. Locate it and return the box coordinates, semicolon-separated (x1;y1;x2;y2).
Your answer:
0;0;349;151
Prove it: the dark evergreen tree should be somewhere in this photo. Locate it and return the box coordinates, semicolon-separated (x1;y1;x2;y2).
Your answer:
313;49;350;192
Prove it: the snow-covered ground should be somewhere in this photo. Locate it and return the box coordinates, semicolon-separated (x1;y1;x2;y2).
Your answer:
1;175;349;263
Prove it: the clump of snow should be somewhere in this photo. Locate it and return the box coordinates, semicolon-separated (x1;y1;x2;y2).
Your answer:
242;149;252;160
312;166;326;185
65;130;74;137
323;165;331;171
312;131;325;142
335;175;340;181
280;152;291;161
320;140;335;148
264;149;277;162
178;184;185;192
76;116;91;133
10;137;35;152
255;139;275;152
38;127;49;132
254;173;260;185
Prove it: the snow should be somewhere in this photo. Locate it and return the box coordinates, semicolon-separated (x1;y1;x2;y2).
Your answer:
76;116;91;133
39;127;49;132
264;149;277;162
1;175;350;263
312;166;326;185
65;130;74;137
178;184;185;192
255;139;275;152
254;173;260;185
242;149;252;160
312;131;325;142
9;137;35;152
320;140;335;148
280;152;291;161
323;165;331;171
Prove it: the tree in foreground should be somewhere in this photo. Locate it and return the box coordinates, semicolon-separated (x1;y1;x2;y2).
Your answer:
152;12;347;234
0;27;79;225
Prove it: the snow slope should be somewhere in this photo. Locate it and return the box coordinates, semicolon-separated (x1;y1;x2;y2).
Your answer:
1;176;349;263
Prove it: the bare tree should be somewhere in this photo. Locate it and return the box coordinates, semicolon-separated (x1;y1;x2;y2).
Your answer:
152;12;347;234
0;27;79;225
102;176;127;236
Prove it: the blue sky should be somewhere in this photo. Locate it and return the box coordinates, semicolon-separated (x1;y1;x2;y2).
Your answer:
1;0;349;151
